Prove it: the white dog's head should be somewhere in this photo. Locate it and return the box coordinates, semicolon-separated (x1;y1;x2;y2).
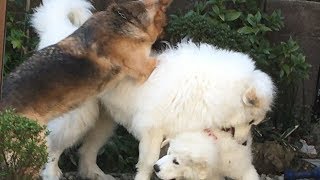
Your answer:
217;68;275;144
154;130;253;180
234;69;275;143
154;132;219;180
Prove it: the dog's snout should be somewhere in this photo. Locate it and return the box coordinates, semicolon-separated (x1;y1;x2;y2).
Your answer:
153;164;160;173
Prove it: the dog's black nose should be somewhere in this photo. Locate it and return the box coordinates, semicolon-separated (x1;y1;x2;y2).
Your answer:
153;164;160;173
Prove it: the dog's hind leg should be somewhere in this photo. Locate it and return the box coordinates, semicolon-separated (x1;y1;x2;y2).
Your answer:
135;127;164;180
41;99;99;180
78;104;116;180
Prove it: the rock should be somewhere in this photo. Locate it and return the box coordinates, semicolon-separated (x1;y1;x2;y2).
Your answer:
303;158;320;167
311;122;320;154
299;139;317;158
252;141;296;174
260;174;284;180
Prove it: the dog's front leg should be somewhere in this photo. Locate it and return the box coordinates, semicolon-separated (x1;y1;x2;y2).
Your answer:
135;129;164;180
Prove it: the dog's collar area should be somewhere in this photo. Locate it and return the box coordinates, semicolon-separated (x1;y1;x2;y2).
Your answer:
203;128;218;140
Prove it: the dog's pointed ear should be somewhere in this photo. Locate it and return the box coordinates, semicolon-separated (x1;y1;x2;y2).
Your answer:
159;0;173;10
242;87;259;107
141;0;173;10
161;138;170;148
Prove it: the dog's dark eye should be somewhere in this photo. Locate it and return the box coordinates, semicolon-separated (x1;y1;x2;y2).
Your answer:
173;158;179;165
242;141;248;146
249;120;255;125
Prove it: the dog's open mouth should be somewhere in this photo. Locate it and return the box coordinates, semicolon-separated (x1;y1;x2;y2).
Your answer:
221;126;235;137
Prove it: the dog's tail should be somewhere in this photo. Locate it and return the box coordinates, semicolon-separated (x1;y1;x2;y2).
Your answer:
31;0;94;50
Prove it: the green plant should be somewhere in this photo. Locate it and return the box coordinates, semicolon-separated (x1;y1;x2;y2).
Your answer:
4;0;38;76
166;0;311;135
0;109;48;179
101;127;138;173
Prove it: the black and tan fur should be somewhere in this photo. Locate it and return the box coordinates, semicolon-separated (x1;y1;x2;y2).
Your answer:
0;0;172;124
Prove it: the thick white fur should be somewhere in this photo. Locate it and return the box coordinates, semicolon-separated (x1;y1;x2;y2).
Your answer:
155;130;259;180
101;42;275;142
97;42;274;180
31;0;93;50
32;1;275;179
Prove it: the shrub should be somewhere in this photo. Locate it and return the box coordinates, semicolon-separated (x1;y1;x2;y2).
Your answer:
166;0;311;138
0;109;48;179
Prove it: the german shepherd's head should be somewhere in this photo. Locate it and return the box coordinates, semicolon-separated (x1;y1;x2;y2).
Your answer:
105;0;172;42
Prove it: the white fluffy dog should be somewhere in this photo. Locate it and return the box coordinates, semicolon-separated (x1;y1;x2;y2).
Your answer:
154;130;259;180
31;0;275;180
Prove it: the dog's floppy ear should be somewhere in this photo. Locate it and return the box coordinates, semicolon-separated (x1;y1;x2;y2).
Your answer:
161;138;171;148
242;87;259;107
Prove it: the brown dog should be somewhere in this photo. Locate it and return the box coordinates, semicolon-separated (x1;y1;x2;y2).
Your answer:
0;0;172;125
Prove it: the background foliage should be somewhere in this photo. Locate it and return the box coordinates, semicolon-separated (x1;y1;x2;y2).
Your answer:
4;0;38;76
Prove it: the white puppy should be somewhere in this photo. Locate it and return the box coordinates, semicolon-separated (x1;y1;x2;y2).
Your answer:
154;129;259;180
31;1;275;179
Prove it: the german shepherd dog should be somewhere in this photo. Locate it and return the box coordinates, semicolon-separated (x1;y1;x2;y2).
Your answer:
0;0;172;125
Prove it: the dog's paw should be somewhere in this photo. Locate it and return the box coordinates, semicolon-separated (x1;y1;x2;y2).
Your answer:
79;164;115;180
100;174;116;180
241;167;260;180
134;171;151;180
40;164;62;180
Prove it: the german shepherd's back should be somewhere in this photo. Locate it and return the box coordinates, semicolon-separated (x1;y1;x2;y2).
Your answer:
0;0;171;124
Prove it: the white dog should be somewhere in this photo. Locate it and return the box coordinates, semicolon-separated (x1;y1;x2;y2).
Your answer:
31;0;275;180
154;129;259;180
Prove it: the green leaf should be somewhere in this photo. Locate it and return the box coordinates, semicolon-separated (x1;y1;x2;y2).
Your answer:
212;5;220;15
283;64;291;75
11;39;22;49
238;26;254;34
184;11;194;17
219;14;225;21
259;24;272;32
225;11;242;21
263;49;270;54
280;69;284;78
253;27;260;35
247;14;255;26
255;11;262;22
